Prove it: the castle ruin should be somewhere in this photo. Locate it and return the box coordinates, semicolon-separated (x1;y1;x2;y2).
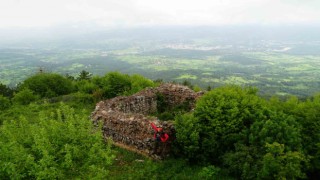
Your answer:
91;83;202;157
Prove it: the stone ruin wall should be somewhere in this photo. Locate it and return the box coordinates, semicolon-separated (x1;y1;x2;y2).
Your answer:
91;83;203;156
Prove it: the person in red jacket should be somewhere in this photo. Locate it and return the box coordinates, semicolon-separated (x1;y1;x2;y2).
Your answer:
150;122;169;155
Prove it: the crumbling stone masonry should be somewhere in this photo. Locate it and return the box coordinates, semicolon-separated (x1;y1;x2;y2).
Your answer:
91;83;203;157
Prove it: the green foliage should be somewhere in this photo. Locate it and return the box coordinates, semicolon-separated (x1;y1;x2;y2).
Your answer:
275;94;320;177
66;92;95;106
92;88;104;102
77;70;92;81
297;95;320;176
259;142;306;179
49;93;95;107
156;92;166;113
12;88;39;105
97;72;155;98
193;86;264;161
73;72;155;101
76;80;99;94
65;73;75;81
110;154;206;180
0;82;14;98
153;79;164;86
151;159;201;180
0;103;115;179
193;85;202;92
157;111;175;121
155;91;193;121
19;73;74;98
182;80;193;89
155;92;178;120
174;113;200;160
128;74;155;95
0;95;11;110
2;70;320;179
102;72;132;98
175;85;305;179
198;165;222;179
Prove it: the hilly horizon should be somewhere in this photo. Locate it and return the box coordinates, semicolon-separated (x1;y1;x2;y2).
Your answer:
1;24;320;98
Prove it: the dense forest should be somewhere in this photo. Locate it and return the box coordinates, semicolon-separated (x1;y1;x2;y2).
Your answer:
0;71;319;179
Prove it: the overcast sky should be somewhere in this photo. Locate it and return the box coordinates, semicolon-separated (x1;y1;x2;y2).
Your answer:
0;0;320;28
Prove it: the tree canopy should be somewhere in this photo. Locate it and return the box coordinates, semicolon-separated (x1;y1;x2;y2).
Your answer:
19;73;74;98
175;86;306;179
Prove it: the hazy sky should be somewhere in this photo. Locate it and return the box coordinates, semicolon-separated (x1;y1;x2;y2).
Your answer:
0;0;320;28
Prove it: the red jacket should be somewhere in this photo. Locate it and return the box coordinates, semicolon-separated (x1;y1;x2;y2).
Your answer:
151;122;169;142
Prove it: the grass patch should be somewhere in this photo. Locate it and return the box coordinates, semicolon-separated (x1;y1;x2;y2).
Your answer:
109;146;233;180
176;74;198;80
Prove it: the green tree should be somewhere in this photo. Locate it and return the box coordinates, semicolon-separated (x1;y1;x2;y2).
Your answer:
269;94;320;178
19;73;74;98
175;86;305;179
223;109;304;179
281;94;320;177
77;70;92;81
129;74;155;95
102;72;131;98
296;95;320;177
193;86;263;162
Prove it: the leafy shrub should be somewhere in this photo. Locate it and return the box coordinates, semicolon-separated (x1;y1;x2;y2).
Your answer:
76;80;98;94
259;142;306;179
102;72;132;98
193;85;202;92
0;103;114;179
175;86;305;179
198;165;221;179
155;92;193;120
92;88;104;102
174;113;200;160
0;83;14;98
19;73;74;98
0;95;11;110
129;74;155;94
81;72;155;100
97;72;155;98
274;94;320;177
12;88;39;105
69;92;95;104
158;111;175;121
193;86;266;162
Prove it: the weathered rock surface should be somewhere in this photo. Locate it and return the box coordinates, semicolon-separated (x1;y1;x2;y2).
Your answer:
91;83;202;157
